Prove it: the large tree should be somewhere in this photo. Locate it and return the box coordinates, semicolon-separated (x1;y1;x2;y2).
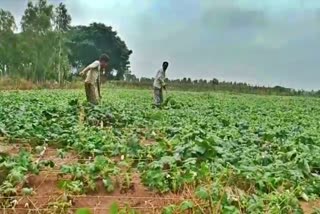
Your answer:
68;23;132;80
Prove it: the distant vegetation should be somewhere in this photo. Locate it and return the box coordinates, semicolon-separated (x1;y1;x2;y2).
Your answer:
118;77;320;97
0;0;132;83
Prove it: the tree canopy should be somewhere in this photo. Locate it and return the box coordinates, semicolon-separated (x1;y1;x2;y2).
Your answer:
0;0;132;82
67;23;132;80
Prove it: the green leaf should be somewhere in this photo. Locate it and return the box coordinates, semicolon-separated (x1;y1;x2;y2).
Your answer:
103;177;114;193
192;145;206;154
195;187;209;200
301;192;309;202
162;205;176;214
75;208;92;214
180;200;194;211
57;180;71;189
35;146;43;154
57;149;66;158
110;202;119;214
22;187;33;196
304;159;311;174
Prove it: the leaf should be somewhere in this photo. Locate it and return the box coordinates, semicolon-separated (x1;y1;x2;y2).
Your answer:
57;149;66;158
160;156;176;165
35;146;43;154
22;187;33;196
110;202;119;214
304;159;311;174
103;177;114;193
192;145;206;154
195;187;209;200
57;180;71;189
75;208;92;214
179;200;194;211
301;192;309;202
162;205;176;214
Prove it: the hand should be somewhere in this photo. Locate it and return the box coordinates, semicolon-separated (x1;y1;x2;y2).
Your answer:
79;71;85;76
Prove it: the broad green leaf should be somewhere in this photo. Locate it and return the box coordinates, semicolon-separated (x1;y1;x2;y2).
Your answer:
22;187;33;196
110;202;119;214
180;200;194;211
195;187;209;200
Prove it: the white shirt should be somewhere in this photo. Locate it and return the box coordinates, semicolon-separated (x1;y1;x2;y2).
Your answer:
84;60;101;84
153;68;166;89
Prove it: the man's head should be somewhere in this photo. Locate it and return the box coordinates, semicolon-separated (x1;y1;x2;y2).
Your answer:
162;61;169;71
99;54;110;69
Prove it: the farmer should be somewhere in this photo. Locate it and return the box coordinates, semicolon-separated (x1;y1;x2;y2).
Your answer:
153;61;169;107
79;54;109;105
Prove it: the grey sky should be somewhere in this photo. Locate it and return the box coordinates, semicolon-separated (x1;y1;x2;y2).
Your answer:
1;0;320;90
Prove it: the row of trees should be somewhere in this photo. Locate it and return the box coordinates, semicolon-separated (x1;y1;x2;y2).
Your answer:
0;0;132;83
122;75;319;96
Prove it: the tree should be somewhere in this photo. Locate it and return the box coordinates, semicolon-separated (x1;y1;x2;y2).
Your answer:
54;3;72;84
0;9;17;77
124;71;138;82
20;0;56;82
17;0;71;83
0;9;16;32
21;0;54;34
54;3;71;32
211;78;219;85
68;23;132;80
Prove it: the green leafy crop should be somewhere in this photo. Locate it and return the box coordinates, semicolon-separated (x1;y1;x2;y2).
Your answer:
1;89;320;213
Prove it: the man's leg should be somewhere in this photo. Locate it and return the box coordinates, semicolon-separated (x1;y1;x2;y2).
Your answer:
85;83;99;105
159;88;163;105
85;83;90;102
154;88;161;107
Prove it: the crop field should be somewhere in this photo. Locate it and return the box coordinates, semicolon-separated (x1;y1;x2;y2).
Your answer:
1;89;320;214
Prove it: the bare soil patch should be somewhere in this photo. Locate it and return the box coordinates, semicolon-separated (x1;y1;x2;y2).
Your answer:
2;146;184;214
300;200;320;214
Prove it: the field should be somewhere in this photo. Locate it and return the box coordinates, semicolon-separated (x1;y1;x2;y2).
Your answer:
1;88;320;214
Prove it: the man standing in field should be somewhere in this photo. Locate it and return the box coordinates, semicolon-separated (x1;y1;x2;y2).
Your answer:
153;61;169;107
80;54;109;105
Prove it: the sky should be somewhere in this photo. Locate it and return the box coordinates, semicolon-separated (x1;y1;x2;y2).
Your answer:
1;0;320;90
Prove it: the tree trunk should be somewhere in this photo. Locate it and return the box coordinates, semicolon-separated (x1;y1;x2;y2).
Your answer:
58;35;62;85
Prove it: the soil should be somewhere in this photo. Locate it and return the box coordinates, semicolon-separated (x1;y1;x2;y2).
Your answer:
4;143;320;214
140;138;157;146
0;142;31;155
300;200;320;214
1;144;183;214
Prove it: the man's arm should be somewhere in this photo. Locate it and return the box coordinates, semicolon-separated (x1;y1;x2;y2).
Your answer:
79;66;90;76
80;61;100;76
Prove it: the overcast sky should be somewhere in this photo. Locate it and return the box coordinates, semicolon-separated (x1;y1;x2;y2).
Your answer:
1;0;320;90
